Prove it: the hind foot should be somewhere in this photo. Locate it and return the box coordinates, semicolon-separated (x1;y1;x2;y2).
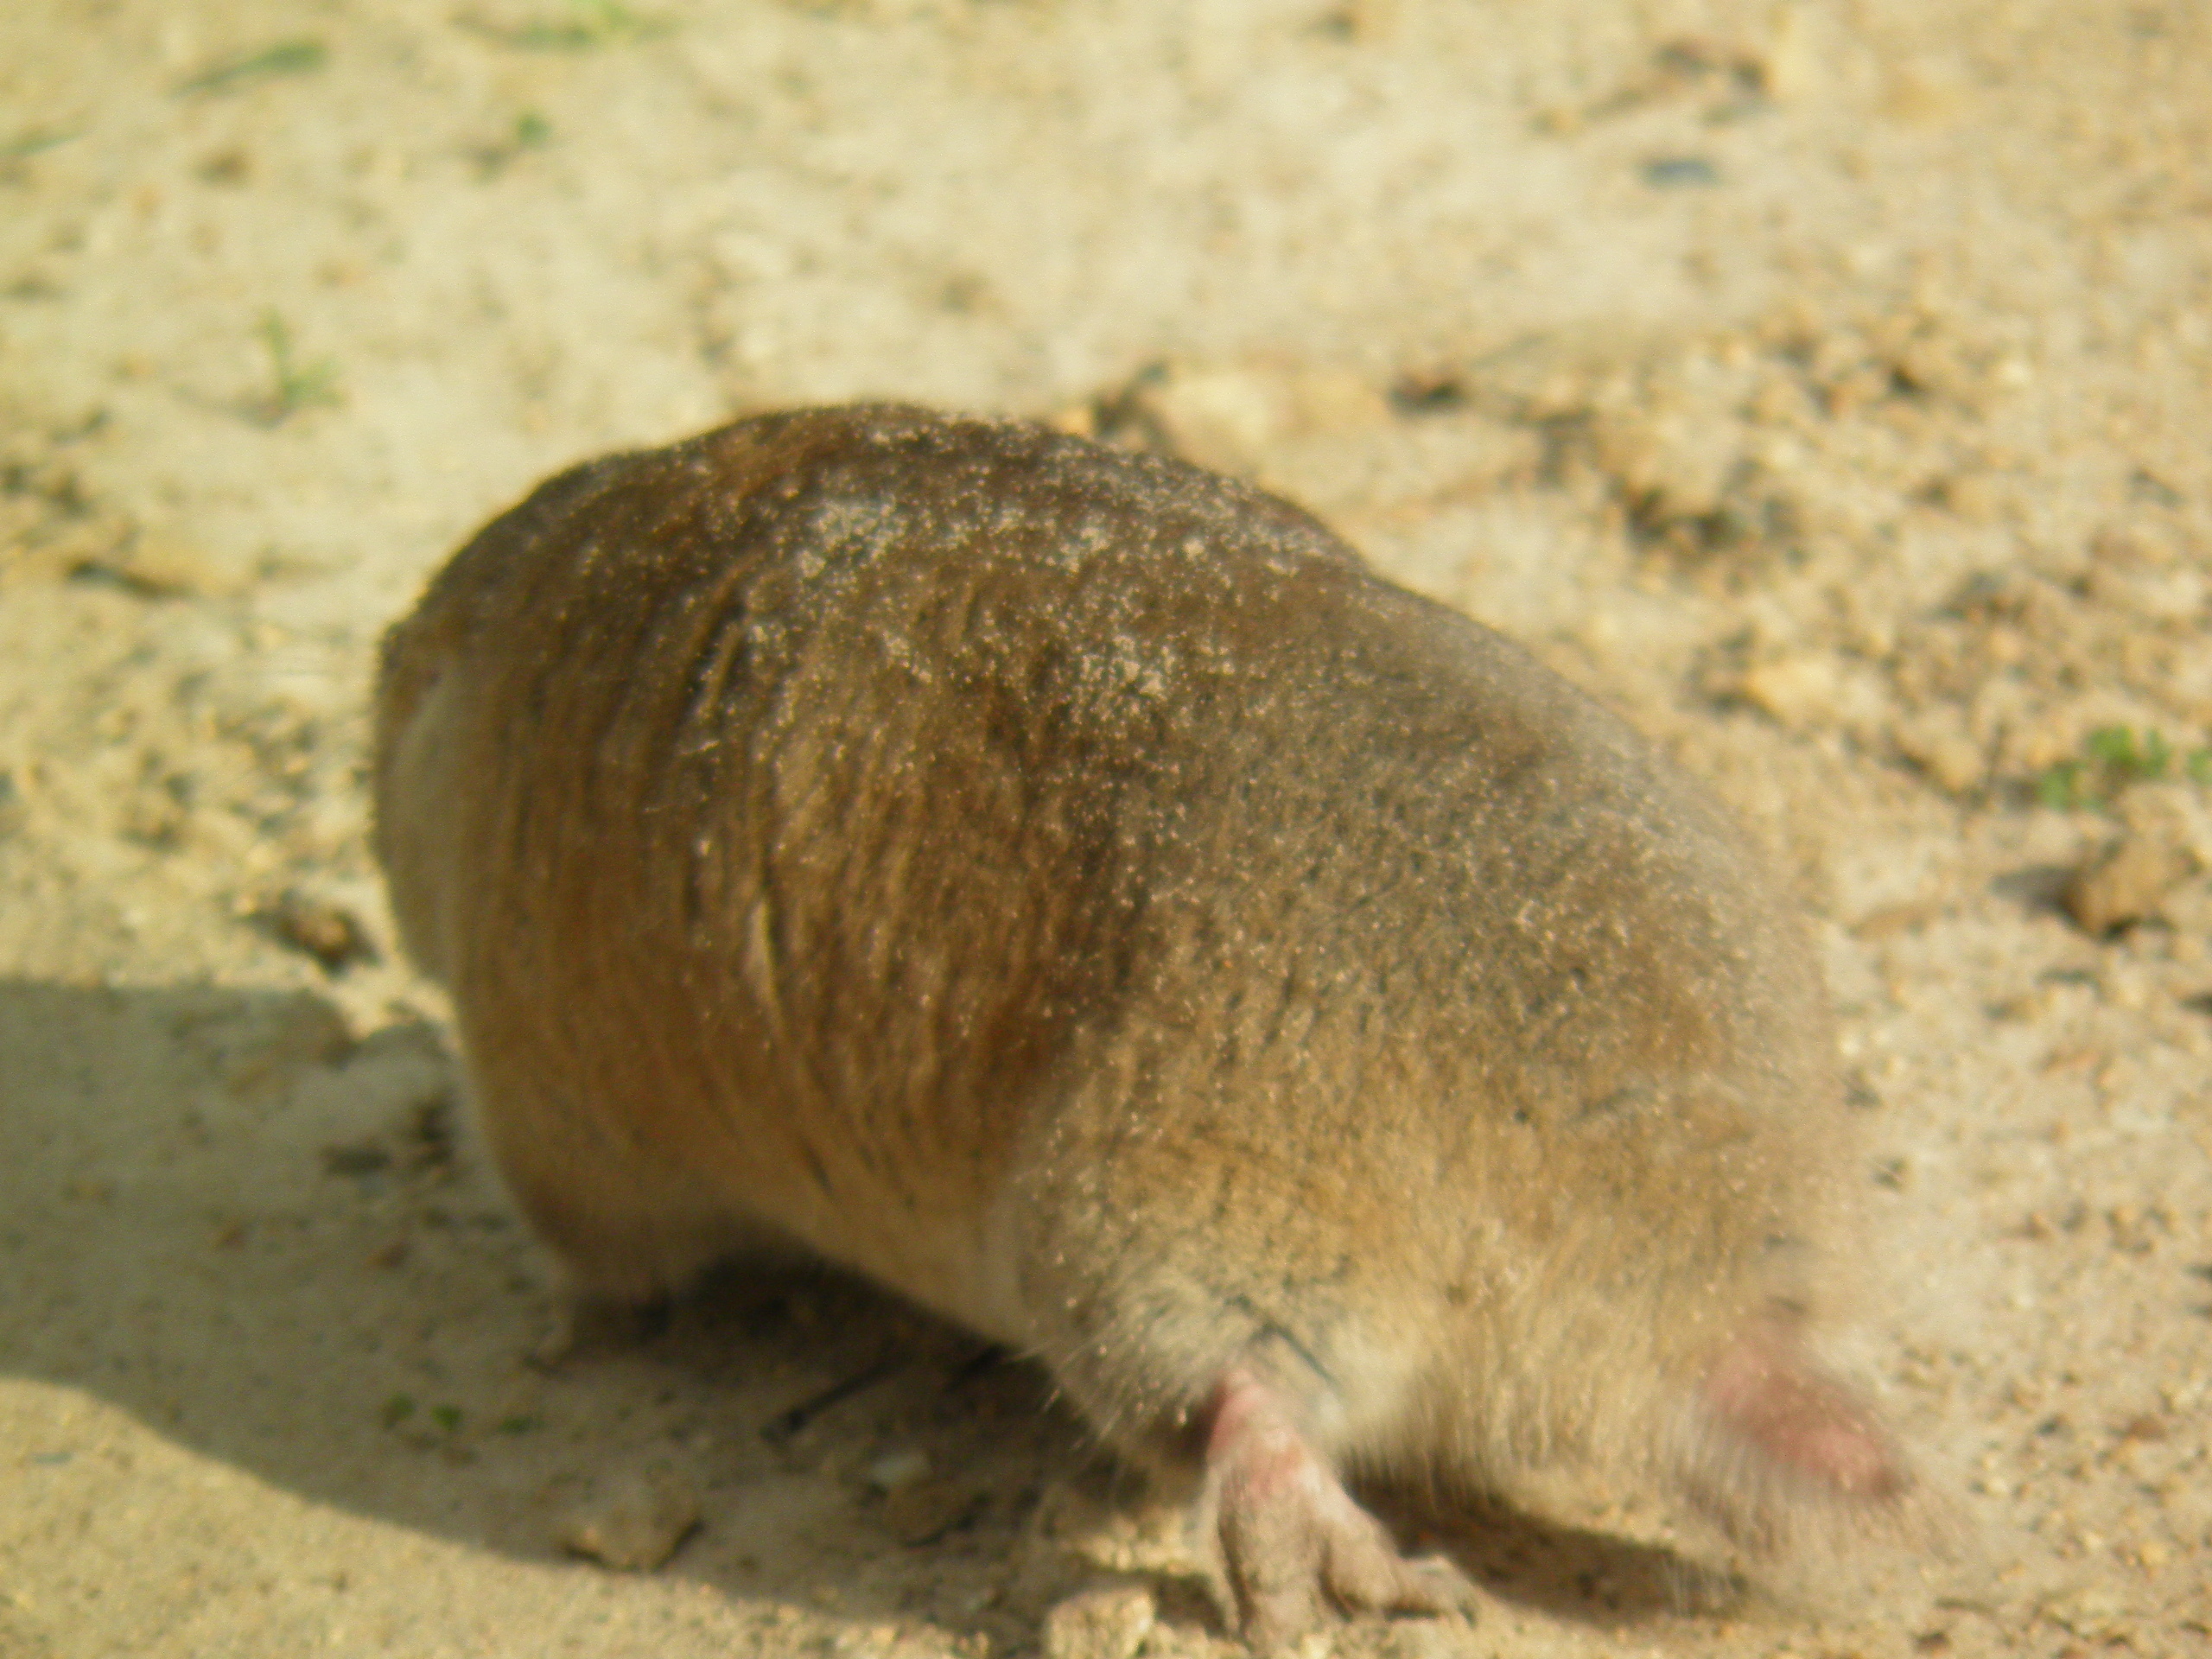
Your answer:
1202;1368;1474;1650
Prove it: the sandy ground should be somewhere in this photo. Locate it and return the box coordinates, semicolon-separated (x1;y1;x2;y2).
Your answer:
3;2;2211;1655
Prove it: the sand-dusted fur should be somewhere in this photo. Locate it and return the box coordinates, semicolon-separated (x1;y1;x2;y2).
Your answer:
375;405;1907;1644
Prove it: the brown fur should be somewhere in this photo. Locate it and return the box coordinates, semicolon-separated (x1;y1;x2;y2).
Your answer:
375;404;1904;1628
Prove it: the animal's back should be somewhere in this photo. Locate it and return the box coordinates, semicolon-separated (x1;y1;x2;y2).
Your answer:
375;405;1900;1645
375;405;1389;1321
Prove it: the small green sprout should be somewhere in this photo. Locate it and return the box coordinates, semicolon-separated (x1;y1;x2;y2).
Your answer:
429;1404;465;1433
496;1414;543;1435
2034;761;2087;811
2085;724;2170;780
247;310;340;425
2;128;80;162
379;1393;416;1427
461;1;670;51
2034;725;2212;810
473;111;554;177
175;40;327;98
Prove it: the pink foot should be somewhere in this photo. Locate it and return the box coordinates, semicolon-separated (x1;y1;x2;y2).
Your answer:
1202;1369;1473;1650
1703;1320;1907;1502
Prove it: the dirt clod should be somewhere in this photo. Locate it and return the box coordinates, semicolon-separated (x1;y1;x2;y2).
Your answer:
556;1470;704;1572
1042;1583;1156;1659
2065;836;2194;936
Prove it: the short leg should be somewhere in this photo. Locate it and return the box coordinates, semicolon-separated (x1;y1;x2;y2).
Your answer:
528;1289;672;1371
1202;1369;1474;1650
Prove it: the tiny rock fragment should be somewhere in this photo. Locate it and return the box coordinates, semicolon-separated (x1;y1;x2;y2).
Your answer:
92;531;256;599
1376;1617;1478;1659
1642;155;1719;188
1894;712;1985;797
2039;1584;2125;1641
2064;834;2192;935
1927;470;2001;523
1756;3;1815;100
1883;57;1966;127
261;887;378;970
1733;652;1885;732
556;1469;703;1571
863;1446;931;1493
1091;359;1387;475
1091;360;1282;472
1388;368;1467;414
1851;899;1944;942
1042;1582;1156;1659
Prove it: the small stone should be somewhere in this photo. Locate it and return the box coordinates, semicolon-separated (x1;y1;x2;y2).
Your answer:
556;1469;703;1571
1734;652;1886;731
2041;1584;2126;1640
1894;713;1985;796
1098;359;1388;476
260;887;378;970
1755;3;1815;100
1929;471;2001;524
1375;1617;1478;1659
93;531;256;598
1041;1582;1155;1659
1883;58;1966;126
1128;363;1288;473
862;1446;931;1493
1738;654;1838;726
1642;155;1719;188
2064;834;2192;935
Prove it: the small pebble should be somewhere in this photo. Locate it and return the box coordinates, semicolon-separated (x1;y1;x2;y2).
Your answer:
1041;1582;1155;1659
261;887;378;970
94;532;255;599
862;1447;931;1493
1374;1617;1478;1659
556;1469;703;1571
1894;713;1985;797
1643;155;1720;188
2065;834;2190;935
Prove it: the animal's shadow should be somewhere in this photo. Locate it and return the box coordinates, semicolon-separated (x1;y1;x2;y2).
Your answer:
0;976;1742;1646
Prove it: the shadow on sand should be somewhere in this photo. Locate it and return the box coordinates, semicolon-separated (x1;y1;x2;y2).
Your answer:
0;975;1741;1648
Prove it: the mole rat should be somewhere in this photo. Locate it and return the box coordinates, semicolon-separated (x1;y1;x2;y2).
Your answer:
374;404;1909;1644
